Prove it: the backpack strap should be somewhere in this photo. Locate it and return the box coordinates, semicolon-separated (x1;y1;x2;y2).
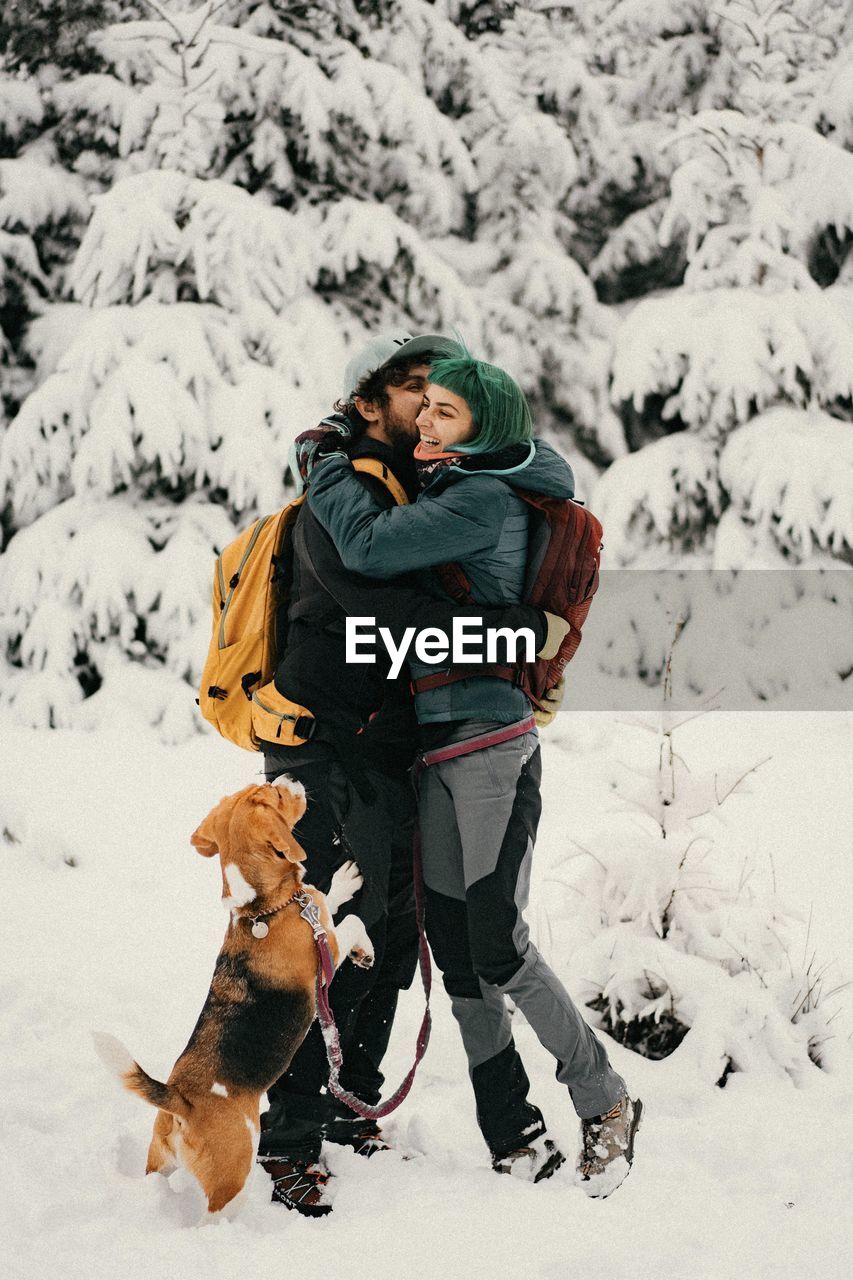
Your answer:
287;458;409;626
416;556;522;696
434;561;472;604
351;457;410;506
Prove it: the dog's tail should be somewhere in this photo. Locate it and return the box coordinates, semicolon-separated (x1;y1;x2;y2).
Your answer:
92;1031;192;1118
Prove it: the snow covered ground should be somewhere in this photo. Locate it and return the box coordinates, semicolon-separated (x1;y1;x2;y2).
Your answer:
2;709;852;1280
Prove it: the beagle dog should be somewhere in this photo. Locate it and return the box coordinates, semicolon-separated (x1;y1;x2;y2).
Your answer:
95;778;372;1214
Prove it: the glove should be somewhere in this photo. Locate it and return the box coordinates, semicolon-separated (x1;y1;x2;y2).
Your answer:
537;611;571;660
290;416;353;491
533;676;565;728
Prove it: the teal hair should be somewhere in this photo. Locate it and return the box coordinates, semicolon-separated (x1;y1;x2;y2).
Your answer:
427;354;533;454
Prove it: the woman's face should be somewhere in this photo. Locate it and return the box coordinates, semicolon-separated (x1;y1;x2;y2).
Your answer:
415;383;475;453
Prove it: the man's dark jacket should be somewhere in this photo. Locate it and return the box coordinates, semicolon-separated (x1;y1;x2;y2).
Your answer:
262;431;546;778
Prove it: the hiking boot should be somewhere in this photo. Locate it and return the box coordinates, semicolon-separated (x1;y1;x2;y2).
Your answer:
258;1155;334;1217
492;1135;566;1184
577;1095;643;1198
324;1114;391;1158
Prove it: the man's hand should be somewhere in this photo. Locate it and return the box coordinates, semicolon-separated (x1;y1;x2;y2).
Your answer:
290;417;353;490
533;677;565;728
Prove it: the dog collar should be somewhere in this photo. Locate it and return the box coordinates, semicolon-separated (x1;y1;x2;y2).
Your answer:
239;889;303;939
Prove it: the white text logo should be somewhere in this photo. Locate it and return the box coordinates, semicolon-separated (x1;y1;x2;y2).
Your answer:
345;617;536;679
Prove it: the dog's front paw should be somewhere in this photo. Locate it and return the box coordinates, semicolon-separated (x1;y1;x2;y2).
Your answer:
326;860;364;916
349;942;375;970
333;913;373;970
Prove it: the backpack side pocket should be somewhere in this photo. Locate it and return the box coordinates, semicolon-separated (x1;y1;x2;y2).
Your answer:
250;680;316;748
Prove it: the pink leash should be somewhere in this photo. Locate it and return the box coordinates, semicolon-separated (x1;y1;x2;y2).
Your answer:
296;850;431;1120
305;714;536;1119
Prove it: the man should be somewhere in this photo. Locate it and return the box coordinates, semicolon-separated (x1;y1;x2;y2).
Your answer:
257;333;555;1215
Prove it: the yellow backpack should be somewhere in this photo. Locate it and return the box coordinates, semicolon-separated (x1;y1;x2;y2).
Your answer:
198;458;408;752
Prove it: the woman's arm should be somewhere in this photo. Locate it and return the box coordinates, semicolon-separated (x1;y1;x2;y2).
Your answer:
308;455;506;579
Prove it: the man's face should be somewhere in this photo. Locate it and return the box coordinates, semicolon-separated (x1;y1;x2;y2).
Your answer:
356;364;431;447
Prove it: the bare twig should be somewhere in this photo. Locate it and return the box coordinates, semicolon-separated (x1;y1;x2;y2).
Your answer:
714;755;773;806
822;980;853;1002
139;0;184;39
661;834;714;934
721;936;768;987
541;876;584;896
766;925;794;978
614;715;658;735
664;692;726;733
189;0;233;46
567;841;607;871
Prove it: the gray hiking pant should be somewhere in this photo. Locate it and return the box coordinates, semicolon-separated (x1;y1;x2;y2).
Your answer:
416;721;624;1150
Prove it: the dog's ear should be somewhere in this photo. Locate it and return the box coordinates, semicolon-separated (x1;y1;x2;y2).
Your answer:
261;781;308;863
190;793;239;858
191;811;224;857
271;777;307;828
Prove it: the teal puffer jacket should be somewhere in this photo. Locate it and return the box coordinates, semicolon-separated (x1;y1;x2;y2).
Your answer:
308;440;575;725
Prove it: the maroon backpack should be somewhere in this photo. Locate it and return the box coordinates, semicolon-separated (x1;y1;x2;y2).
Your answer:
411;494;603;711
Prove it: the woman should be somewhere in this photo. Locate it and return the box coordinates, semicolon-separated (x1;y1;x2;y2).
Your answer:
306;354;641;1196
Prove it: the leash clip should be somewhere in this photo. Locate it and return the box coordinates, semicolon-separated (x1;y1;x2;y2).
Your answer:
296;891;326;939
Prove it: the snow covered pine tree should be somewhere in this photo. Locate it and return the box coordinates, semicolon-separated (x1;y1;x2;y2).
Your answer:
0;0;620;731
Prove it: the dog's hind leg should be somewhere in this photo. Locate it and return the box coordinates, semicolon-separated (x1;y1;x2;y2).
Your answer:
202;1112;258;1214
146;1110;179;1176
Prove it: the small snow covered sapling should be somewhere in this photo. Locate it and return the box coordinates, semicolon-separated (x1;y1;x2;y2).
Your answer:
547;615;839;1086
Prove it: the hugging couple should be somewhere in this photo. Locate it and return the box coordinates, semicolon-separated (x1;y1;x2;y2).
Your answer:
256;333;642;1213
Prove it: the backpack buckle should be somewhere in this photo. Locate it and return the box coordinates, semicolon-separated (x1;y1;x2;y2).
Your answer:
241;671;262;699
294;715;316;741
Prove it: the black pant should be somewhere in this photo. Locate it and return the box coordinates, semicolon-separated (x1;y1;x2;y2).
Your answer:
259;744;418;1162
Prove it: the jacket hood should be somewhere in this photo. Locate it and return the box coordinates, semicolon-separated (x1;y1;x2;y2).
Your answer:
508;440;574;499
425;439;574;500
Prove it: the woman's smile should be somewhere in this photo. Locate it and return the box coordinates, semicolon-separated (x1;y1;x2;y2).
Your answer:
415;383;475;452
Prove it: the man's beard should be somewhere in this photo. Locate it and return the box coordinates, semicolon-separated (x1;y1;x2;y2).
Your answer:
378;407;418;449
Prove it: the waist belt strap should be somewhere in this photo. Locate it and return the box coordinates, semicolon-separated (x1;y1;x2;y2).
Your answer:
411;664;518;695
418;715;536;769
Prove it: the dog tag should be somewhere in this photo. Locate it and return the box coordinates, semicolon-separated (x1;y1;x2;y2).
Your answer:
251;920;269;939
